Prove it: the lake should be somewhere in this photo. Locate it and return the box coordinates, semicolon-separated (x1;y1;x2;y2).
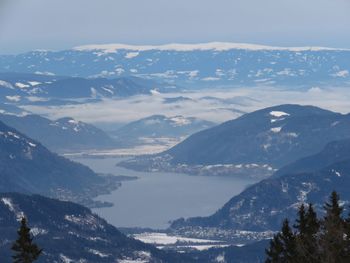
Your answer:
73;157;258;229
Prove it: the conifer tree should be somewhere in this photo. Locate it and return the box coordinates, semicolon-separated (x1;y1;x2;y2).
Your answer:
265;219;296;263
344;211;350;261
319;191;346;263
265;233;284;263
294;204;319;263
265;192;349;262
294;204;307;235
12;217;42;263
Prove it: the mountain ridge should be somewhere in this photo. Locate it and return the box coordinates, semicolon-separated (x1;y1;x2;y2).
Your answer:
0;120;119;207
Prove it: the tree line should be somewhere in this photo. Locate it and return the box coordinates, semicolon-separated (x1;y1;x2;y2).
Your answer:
266;191;350;263
4;191;350;262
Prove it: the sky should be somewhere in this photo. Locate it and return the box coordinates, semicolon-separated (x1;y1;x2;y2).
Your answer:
0;0;350;54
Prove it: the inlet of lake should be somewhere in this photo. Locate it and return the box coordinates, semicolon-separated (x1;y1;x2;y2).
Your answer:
73;157;258;229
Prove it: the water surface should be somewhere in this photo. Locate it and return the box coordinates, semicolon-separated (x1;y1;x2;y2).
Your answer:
74;157;258;229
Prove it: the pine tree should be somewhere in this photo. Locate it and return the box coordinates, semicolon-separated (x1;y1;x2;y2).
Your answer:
294;204;320;263
305;204;319;237
319;191;346;263
294;204;307;235
12;217;42;263
265;192;350;262
344;211;350;261
265;219;296;263
265;233;284;263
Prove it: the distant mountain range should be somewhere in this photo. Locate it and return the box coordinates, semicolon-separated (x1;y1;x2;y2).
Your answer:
169;138;350;243
0;121;119;207
119;104;350;178
0;114;116;152
0;72;175;108
111;115;215;147
1;43;349;87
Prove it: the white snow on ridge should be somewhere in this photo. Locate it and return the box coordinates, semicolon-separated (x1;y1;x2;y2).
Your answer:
332;70;349;78
15;82;30;89
270;127;282;133
88;249;110;258
0;80;14;89
30;227;48;237
6;95;21;102
1;198;25;221
270;111;290;118
59;254;74;263
73;42;347;53
28;81;42;86
125;52;140;59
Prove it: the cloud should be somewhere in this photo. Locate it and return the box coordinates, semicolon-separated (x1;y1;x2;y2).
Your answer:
21;86;350;126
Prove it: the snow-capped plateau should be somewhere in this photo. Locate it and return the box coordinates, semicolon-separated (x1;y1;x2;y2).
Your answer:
1;43;350;87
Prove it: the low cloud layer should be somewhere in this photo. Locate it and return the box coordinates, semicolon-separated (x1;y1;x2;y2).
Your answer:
22;86;350;126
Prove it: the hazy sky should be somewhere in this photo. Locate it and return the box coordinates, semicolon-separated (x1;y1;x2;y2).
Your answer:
0;0;350;54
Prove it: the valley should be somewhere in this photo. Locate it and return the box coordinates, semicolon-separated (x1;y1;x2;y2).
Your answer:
0;41;350;262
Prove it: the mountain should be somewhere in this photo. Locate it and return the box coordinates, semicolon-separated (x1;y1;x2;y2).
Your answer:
111;115;215;147
0;193;194;263
0;121;119;207
169;138;350;243
0;72;175;106
0;192;269;263
1;43;350;87
0;114;117;152
119;104;350;178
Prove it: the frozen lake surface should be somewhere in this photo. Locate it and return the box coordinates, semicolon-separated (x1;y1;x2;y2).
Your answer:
73;157;258;229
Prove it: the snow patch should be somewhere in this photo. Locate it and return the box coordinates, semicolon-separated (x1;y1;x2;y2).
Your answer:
28;142;37;147
28;81;41;86
332;169;341;177
215;253;226;263
88;249;110;258
6;95;21;102
270;127;282;133
15;82;30;89
30;227;48;237
332;70;349;78
0;80;14;89
59;254;74;263
270;111;290;118
125;52;140;59
1;198;25;221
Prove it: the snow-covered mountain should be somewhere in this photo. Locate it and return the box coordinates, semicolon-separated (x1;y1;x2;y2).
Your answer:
1;43;350;87
0;121;119;207
169;138;350;244
0;114;117;152
0;193;193;263
0;72;174;108
0;192;267;263
119;105;350;178
111;115;215;147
